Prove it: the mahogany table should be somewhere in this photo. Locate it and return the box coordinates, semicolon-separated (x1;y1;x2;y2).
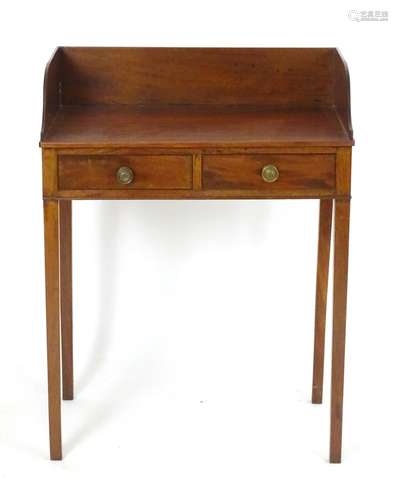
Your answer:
40;47;353;462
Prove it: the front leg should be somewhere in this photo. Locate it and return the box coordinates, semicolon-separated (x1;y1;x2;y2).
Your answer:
43;200;62;460
330;199;350;463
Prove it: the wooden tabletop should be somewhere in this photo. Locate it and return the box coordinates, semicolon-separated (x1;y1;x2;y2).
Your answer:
41;105;352;149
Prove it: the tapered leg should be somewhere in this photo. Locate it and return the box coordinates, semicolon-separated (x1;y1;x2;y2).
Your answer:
44;200;62;460
60;201;74;400
312;200;333;404
330;199;350;463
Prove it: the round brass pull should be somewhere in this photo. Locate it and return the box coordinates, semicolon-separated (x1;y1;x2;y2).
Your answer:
117;166;134;184
261;164;279;183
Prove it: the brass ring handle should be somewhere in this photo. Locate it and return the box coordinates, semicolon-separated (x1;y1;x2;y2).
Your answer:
117;166;134;185
261;164;279;183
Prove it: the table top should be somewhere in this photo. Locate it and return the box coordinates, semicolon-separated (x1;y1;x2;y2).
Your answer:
41;105;352;149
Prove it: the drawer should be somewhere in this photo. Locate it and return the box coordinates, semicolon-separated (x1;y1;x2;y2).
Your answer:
202;154;335;192
58;155;193;190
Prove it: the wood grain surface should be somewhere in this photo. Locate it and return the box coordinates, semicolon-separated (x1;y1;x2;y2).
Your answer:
42;106;352;148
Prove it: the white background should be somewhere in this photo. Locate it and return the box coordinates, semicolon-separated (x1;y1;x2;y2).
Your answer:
1;0;397;498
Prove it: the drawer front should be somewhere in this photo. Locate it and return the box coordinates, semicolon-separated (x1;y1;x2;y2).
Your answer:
58;155;193;190
202;154;335;192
